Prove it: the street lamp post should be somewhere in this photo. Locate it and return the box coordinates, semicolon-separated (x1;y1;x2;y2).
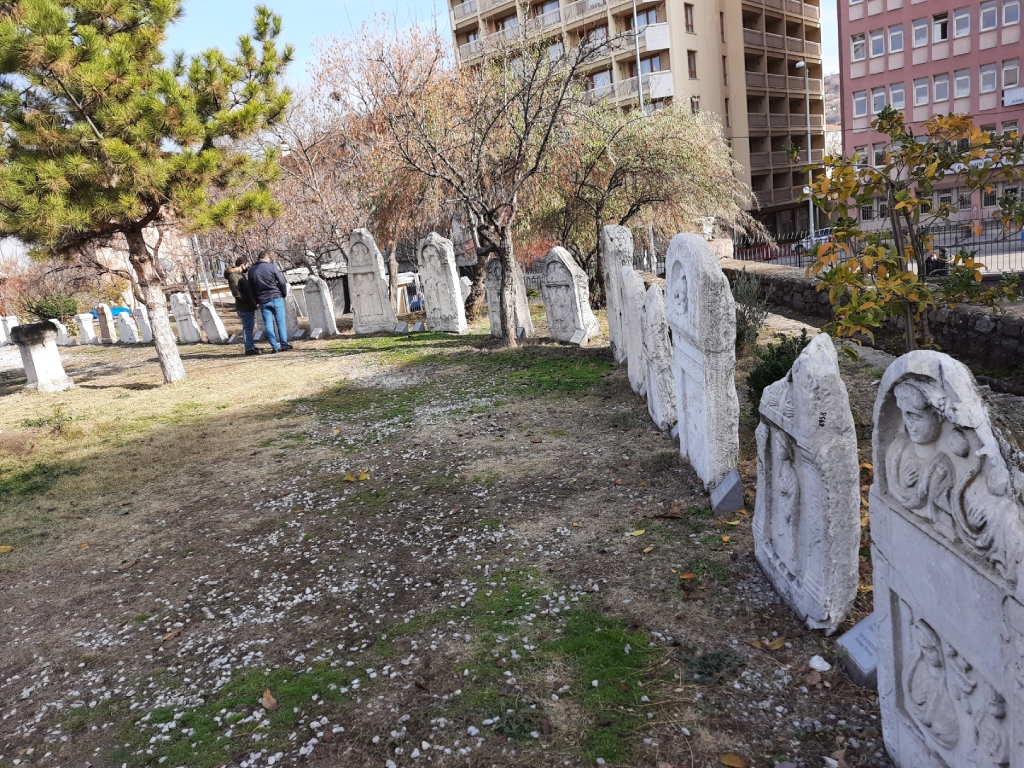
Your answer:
796;60;814;234
631;0;644;112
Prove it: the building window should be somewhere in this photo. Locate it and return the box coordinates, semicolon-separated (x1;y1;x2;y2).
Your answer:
861;203;876;221
853;145;867;162
955;68;971;97
720;12;725;41
954;8;971;36
914;77;930;105
1006;0;1021;25
498;13;519;29
626;8;657;29
934;73;950;102
1004;59;1020;87
690;95;700;113
957;188;972;208
981;63;998;91
586;24;608;42
873;144;887;165
630;54;663;76
548;40;564;58
870;29;885;57
872;86;887;113
535;0;558;15
890;82;906;109
685;3;694;33
851;33;866;61
722;55;728;84
724;97;731;126
933;13;949;41
983;186;999;206
1004;183;1020;202
853;90;868;117
1003;120;1019;135
981;0;998;29
588;69;612;90
913;18;929;47
889;24;904;52
687;50;698;78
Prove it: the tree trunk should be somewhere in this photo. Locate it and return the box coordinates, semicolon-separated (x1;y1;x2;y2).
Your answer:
592;222;606;309
387;242;400;313
497;227;518;349
124;228;187;384
466;225;488;320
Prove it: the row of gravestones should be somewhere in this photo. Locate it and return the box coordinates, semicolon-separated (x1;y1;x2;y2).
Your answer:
602;223;1024;768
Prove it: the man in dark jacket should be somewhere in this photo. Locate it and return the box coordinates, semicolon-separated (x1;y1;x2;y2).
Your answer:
225;257;261;355
245;251;293;352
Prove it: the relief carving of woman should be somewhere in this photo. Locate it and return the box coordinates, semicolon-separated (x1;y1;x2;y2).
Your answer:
905;619;960;750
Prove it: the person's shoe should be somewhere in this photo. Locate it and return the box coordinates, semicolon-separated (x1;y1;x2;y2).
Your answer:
244;348;262;356
280;344;294;351
269;347;280;353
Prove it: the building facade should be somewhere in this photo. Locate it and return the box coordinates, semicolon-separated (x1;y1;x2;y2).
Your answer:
839;0;1023;226
449;0;826;234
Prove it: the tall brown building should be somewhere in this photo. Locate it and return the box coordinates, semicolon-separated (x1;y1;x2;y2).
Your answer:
449;0;826;233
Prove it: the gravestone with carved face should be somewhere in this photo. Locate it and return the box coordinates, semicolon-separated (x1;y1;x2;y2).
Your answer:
541;247;599;344
417;233;467;334
348;229;397;335
754;333;859;635
871;350;1024;767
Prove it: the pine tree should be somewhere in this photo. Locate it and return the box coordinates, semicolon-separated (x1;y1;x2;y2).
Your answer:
0;0;292;382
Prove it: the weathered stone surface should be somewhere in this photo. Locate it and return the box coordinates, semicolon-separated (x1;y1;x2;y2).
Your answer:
460;276;472;303
417;233;467;334
835;613;877;688
329;279;347;315
170;293;203;343
1;316;21;346
199;301;229;343
619;267;647;396
309;328;323;340
665;234;740;508
602;225;633;363
541;247;599;344
48;319;70;346
349;229;397;335
640;284;675;430
134;305;153;343
485;258;534;339
74;314;98;344
11;321;74;392
95;304;118;344
871;350;1024;768
304;275;339;337
754;333;859;635
116;312;141;344
284;284;300;340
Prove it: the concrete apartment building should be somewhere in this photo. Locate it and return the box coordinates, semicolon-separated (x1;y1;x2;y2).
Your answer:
839;0;1024;226
448;0;826;234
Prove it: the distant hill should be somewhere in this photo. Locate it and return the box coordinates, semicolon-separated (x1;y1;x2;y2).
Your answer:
824;74;841;125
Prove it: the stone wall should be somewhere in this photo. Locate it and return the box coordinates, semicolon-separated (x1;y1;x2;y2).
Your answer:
720;258;1024;366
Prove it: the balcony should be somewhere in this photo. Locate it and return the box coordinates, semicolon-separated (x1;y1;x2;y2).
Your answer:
786;35;804;53
755;187;796;206
803;2;819;18
459;38;483;58
486;24;522;43
743;0;819;16
612;22;670;53
743;28;764;46
525;7;561;34
748;113;768;128
746;71;766;88
751;152;771;169
453;0;478;21
480;0;515;11
768;73;787;88
613;70;674;102
789;75;822;91
766;32;785;49
563;0;607;25
789;113;825;128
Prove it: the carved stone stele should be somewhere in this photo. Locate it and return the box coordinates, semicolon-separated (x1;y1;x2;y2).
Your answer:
754;333;859;635
619;267;648;396
541;247;599;344
74;313;98;344
170;293;202;344
485;257;534;339
116;312;141;344
199;301;229;343
95;304;119;344
641;284;676;431
417;233;467;334
349;229;398;335
11;321;74;392
601;225;633;363
303;275;339;338
871;350;1024;767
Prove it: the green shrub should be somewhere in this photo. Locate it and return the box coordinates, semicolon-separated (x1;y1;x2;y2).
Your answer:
747;329;811;416
21;295;80;324
732;268;768;354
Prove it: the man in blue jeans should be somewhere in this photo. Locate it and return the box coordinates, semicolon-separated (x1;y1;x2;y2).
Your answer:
245;251;294;353
224;257;261;355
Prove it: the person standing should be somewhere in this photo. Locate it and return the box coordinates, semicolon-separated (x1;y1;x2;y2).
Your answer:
245;251;293;353
225;257;261;355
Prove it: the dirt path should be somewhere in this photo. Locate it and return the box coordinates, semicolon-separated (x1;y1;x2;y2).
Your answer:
0;317;891;768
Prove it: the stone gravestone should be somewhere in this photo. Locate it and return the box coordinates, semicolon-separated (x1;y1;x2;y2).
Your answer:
95;304;119;344
835;613;877;688
348;229;397;335
641;284;677;432
418;233;468;334
871;350;1024;768
74;313;98;345
134;305;153;343
304;275;339;337
116;312;141;344
485;257;534;339
0;319;8;347
285;285;300;338
460;276;472;303
48;319;70;346
329;279;347;316
170;293;203;343
541;247;599;344
664;234;742;515
0;316;21;346
619;267;647;395
199;301;229;343
11;321;74;392
753;333;859;635
602;225;634;363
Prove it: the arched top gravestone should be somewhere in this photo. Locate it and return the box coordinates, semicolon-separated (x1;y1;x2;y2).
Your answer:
304;275;339;337
417;233;467;334
871;350;1024;768
541;247;599;344
348;229;397;335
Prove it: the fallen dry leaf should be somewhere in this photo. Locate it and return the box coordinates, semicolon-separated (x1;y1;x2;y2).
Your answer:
721;535;731;543
643;546;653;554
719;752;750;768
0;545;14;554
721;520;741;526
858;584;874;593
79;542;89;549
630;529;645;536
357;470;370;481
679;572;697;580
343;472;356;482
647;510;684;519
765;636;787;650
806;670;822;686
530;438;543;443
162;629;182;642
539;715;552;735
262;689;278;711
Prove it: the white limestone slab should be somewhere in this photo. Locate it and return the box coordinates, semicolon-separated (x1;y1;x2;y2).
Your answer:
329;278;347;315
1;316;21;346
170;293;202;343
310;328;323;340
284;284;299;340
541;247;599;344
73;314;98;345
199;301;229;343
641;284;676;431
11;321;74;392
753;333;860;635
95;304;118;344
48;319;70;346
417;232;467;334
602;225;633;363
460;276;472;303
349;229;397;335
835;613;877;688
304;275;339;337
619;267;647;396
116;312;141;344
134;305;153;343
485;257;534;339
664;234;740;511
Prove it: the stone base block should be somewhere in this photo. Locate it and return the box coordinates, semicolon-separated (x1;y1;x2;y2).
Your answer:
710;467;744;516
834;613;877;688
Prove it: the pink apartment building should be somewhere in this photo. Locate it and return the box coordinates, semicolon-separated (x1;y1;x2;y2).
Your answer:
839;0;1023;225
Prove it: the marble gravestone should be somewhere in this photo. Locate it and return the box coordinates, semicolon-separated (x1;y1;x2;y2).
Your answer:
664;234;742;515
199;301;229;343
11;321;74;392
134;305;153;343
170;293;203;343
871;350;1024;768
417;233;467;334
329;280;347;316
74;313;98;344
48;319;70;346
485;258;534;339
601;225;633;363
460;276;472;303
348;229;397;335
753;334;859;635
304;276;339;337
116;312;141;344
619;267;647;395
640;284;676;432
541;247;599;344
95;304;118;344
0;316;20;346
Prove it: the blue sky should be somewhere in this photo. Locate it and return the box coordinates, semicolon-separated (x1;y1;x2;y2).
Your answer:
163;0;841;84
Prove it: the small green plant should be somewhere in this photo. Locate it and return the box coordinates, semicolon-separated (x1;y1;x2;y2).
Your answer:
939;249;1019;309
21;404;75;436
20;295;80;324
747;330;811;416
732;268;769;354
525;286;541;298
